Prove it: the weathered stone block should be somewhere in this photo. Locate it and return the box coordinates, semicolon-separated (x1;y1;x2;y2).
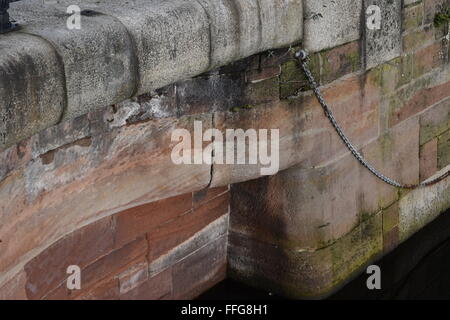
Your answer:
229;116;418;252
404;0;422;6
376;55;414;96
212;72;381;187
402;2;424;32
303;0;362;52
438;129;450;168
0;270;27;300
257;0;303;51
359;117;420;210
413;41;447;78
420;138;439;180
0;33;65;151
279;53;320;98
228;212;382;299
382;202;400;254
176;73;247;115
320;41;361;84
364;0;402;70
147;197;229;273
420;98;450;145
12;1;137;119
46;237;148;300
63;0;211;96
24;217;115;300
230;158;361;250
118;262;149;295
403;25;436;51
120;268;172;300
424;0;450;24
147;215;228;277
193;186;229;207
361;118;419;202
79;237;147;293
172;236;227;299
386;69;450;128
383;202;400;232
78;278;120;300
383;226;400;254
0;109;213;290
399;165;450;241
114;193;193;248
197;0;303;68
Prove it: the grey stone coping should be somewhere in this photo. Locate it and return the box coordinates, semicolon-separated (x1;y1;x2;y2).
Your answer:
0;0;303;151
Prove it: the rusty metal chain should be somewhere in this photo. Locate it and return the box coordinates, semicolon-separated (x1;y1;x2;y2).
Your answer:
295;50;449;189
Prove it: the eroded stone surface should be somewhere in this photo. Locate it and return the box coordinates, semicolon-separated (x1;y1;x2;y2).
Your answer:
2;0;303;150
0;33;65;151
303;0;362;52
13;0;137;119
229;212;383;299
364;0;402;69
0;107;212;288
399;165;450;241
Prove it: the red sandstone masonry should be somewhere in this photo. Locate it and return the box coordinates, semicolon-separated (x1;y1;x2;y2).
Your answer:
120;268;173;300
172;236;227;300
383;202;400;254
212;71;381;187
413;41;447;78
320;41;361;84
24;218;115;300
45;243;148;300
0;270;27;300
5;187;230;300
117;261;149;294
424;0;449;24
229;116;419;251
419;98;450;144
1;1;449;300
147;192;229;262
420;138;439;180
389;78;450;128
78;278;120;300
114;193;193;249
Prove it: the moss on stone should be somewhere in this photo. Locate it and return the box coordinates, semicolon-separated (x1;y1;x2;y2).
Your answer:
279;53;320;99
434;6;450;28
329;212;383;293
230;104;256;113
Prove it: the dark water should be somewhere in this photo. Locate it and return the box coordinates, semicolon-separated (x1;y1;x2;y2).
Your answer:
200;209;450;300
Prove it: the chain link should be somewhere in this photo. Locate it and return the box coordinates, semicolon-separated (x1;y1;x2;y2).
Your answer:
295;50;449;189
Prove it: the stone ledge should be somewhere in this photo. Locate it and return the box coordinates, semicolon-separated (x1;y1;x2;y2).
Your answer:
0;0;303;151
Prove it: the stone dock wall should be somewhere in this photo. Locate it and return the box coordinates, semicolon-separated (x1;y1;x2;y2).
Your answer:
0;0;449;299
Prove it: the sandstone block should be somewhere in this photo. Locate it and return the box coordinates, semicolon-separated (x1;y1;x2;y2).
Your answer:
303;0;362;52
147;195;229;268
24;218;115;300
120;268;172;300
438;130;450;168
13;1;137;119
420;138;439;180
114;193;193;248
364;0;402;70
172;236;227;299
0;33;64;151
228;212;383;299
419;97;450;145
399;165;450;241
